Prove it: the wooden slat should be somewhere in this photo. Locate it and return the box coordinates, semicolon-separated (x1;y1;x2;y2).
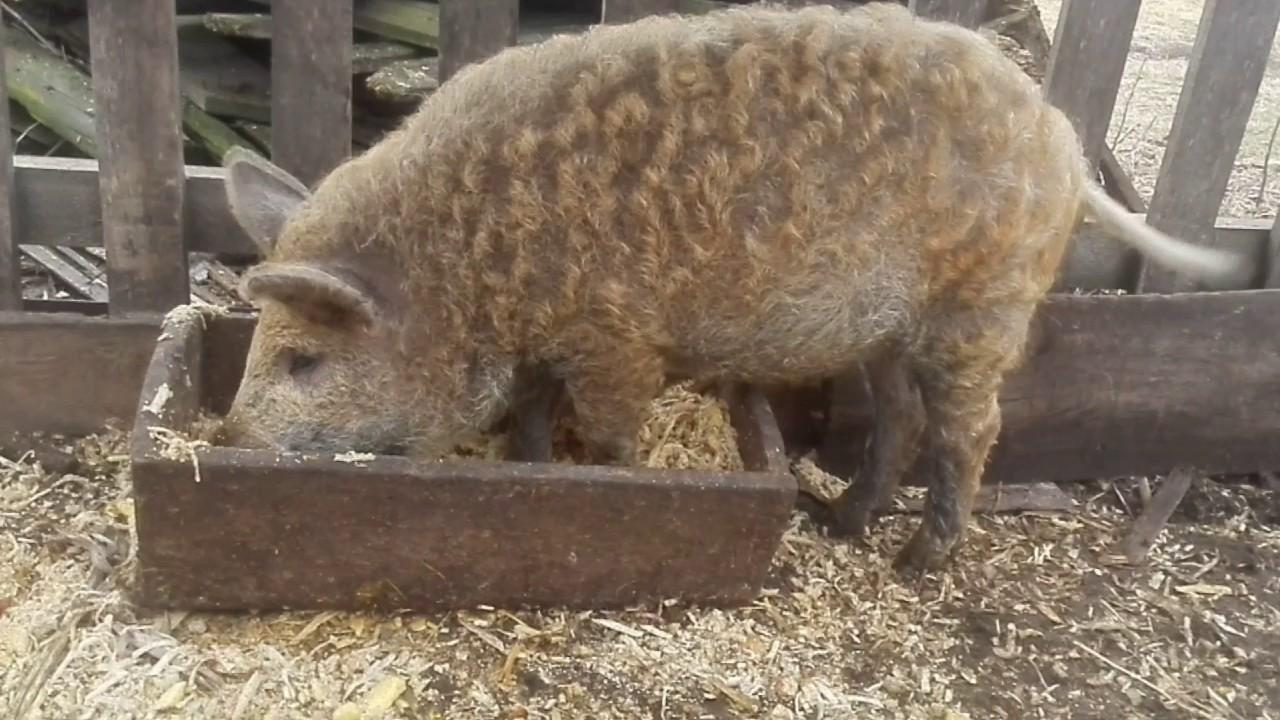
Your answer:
1099;145;1147;213
816;291;1280;486
1137;0;1280;294
1267;219;1280;289
602;0;680;23
8;155;1271;285
1043;0;1142;168
437;0;519;84
908;0;988;28
0;311;161;438
270;0;353;187
19;246;108;302
0;26;17;311
87;0;190;315
10;157;257;257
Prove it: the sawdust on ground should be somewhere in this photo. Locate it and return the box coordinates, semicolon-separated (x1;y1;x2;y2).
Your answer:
3;432;1279;720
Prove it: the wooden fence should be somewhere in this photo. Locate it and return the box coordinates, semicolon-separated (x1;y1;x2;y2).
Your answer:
1;0;1278;484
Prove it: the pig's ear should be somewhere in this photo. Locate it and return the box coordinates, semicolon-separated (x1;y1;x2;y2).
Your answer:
241;262;379;329
223;147;311;257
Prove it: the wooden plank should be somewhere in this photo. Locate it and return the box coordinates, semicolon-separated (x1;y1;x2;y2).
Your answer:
271;0;353;187
0;311;160;438
602;0;681;23
1099;144;1147;213
1043;0;1142;168
178;23;273;122
908;0;988;28
817;291;1280;486
199;12;421;74
87;0;190;315
4;29;100;158
1269;219;1280;288
1119;467;1195;562
0;26;17;312
247;0;440;49
131;312;796;612
11;157;259;258
19;245;108;301
1056;216;1266;292
1137;0;1280;294
438;0;519;84
9;155;1270;285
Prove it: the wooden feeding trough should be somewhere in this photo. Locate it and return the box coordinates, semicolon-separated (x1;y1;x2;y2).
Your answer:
127;309;796;611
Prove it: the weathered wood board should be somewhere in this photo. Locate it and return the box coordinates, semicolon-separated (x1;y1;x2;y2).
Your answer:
1043;0;1141;168
129;312;797;612
820;291;1280;485
0;26;16;311
438;0;519;83
8;156;1270;287
270;0;353;187
0;311;160;439
602;0;681;23
87;0;190;315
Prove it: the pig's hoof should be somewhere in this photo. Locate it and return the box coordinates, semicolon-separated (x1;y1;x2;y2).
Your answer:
583;436;638;467
827;488;878;539
892;527;954;576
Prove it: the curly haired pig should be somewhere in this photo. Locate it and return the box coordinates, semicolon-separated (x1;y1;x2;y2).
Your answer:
217;3;1245;571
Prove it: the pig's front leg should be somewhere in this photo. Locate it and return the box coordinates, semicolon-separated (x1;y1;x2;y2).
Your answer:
561;343;666;467
504;360;564;463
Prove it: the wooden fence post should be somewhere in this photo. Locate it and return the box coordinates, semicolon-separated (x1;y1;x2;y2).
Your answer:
1043;0;1142;170
1137;0;1280;294
602;0;681;23
1267;220;1280;289
87;0;190;315
439;0;520;84
908;0;987;28
0;24;18;311
271;0;353;188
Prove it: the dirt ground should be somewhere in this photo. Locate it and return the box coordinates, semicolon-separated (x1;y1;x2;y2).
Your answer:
4;1;1280;718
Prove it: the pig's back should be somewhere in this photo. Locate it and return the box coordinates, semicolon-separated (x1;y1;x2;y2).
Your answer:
387;3;1085;377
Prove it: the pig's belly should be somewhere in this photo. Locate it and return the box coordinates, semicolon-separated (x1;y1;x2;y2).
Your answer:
663;274;918;384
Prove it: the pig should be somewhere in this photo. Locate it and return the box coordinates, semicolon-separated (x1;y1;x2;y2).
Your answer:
217;2;1246;572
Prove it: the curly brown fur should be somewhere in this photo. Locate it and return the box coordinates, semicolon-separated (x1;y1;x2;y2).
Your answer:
218;3;1243;571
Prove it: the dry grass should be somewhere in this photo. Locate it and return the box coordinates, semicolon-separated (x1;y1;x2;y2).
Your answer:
448;381;744;471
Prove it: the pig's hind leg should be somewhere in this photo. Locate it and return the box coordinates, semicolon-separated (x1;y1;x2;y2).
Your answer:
831;350;927;537
892;304;1031;573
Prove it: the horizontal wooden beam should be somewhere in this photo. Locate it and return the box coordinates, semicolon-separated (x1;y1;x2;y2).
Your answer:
12;156;257;257
0;311;160;440
818;290;1280;485
8;156;1272;290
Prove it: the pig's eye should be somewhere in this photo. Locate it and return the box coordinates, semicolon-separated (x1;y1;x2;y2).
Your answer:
286;351;321;378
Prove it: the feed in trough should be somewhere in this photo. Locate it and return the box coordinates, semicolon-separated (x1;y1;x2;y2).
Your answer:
213;3;1247;572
